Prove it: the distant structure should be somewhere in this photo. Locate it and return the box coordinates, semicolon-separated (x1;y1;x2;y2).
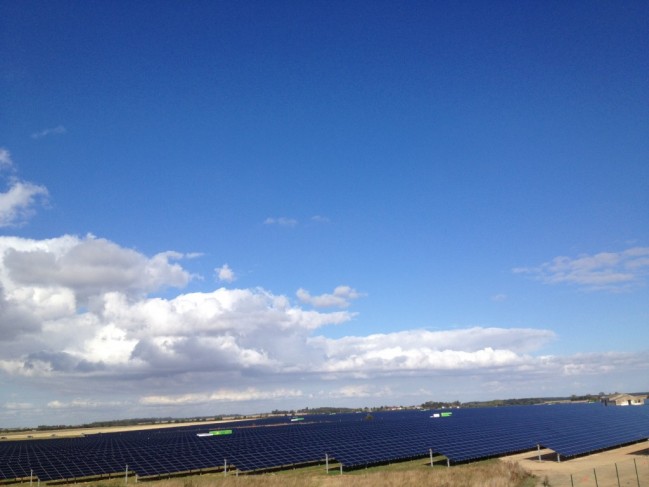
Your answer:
601;393;647;406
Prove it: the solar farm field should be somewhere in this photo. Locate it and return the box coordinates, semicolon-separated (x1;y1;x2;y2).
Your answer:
1;404;648;483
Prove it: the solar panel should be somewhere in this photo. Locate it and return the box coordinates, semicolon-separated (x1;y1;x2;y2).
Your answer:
1;404;648;480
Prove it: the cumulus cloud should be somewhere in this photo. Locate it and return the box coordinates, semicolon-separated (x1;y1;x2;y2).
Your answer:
1;234;647;426
0;235;191;303
0;182;49;227
31;125;67;139
0;235;561;392
216;264;235;282
297;286;363;308
0;284;41;340
0;235;357;383
514;247;649;291
0;147;49;227
309;327;556;375
264;217;298;227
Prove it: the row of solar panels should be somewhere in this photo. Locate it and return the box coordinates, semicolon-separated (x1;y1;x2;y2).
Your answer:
1;404;648;481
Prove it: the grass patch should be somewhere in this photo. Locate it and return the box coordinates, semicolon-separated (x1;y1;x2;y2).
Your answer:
72;458;535;487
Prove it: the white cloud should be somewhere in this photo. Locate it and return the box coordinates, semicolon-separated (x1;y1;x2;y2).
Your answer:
31;125;67;139
0;148;14;169
0;234;647;426
0;234;191;302
264;217;298;227
514;247;649;291
0;236;561;392
0;182;49;227
297;285;363;308
0;235;356;382
0;147;49;227
47;399;123;409
216;264;236;282
310;327;555;375
140;388;304;406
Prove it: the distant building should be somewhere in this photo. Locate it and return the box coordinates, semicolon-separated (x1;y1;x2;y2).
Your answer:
601;393;647;406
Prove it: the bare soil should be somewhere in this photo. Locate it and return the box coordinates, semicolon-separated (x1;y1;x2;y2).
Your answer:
502;441;649;486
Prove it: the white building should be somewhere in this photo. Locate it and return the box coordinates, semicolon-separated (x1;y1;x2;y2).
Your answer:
601;393;647;406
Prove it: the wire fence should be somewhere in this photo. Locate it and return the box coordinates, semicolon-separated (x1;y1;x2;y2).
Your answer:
545;455;649;487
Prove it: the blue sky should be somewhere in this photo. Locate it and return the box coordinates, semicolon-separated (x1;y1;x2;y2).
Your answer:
1;0;648;427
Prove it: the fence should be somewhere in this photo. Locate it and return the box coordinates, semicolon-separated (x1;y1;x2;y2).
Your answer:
545;455;649;487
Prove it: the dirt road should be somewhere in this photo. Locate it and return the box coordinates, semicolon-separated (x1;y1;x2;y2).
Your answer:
504;441;649;486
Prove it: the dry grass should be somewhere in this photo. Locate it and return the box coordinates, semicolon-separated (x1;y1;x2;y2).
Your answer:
82;460;533;487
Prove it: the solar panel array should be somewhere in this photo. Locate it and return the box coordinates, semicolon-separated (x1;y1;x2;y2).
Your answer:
1;403;648;482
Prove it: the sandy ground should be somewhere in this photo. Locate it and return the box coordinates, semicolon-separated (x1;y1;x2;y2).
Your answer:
503;441;649;486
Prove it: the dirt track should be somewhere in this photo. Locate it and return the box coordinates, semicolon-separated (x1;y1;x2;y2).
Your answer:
503;441;649;486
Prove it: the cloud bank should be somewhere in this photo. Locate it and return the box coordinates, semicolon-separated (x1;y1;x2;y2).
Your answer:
0;235;647;427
